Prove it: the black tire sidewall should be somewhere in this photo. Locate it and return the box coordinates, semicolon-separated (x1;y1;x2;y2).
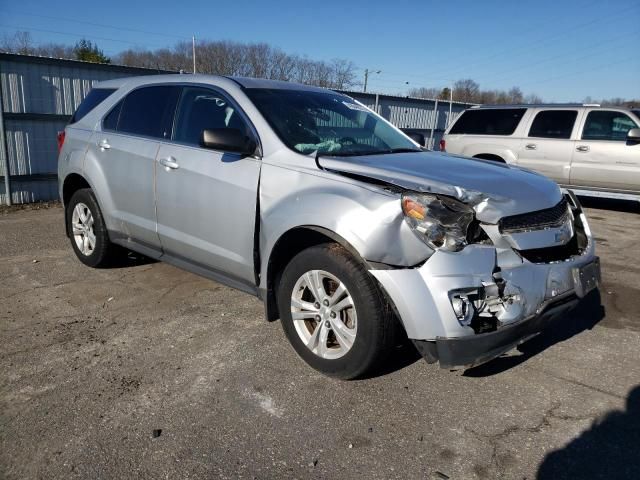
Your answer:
277;244;389;379
66;189;111;267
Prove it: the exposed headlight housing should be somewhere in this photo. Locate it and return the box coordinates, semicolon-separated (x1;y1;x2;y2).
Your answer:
401;193;475;252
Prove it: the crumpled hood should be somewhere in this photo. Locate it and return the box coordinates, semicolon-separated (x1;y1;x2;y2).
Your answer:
318;151;563;223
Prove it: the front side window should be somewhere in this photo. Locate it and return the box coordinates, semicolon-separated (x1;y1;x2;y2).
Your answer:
173;87;248;146
449;108;526;135
528;110;577;139
582;110;639;141
245;88;420;156
112;86;180;139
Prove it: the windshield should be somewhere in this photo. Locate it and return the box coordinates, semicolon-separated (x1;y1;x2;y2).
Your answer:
632;110;640;120
245;88;420;156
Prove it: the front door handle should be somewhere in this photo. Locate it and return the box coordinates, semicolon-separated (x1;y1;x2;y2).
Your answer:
159;157;179;170
98;139;111;150
576;145;590;152
525;143;537;150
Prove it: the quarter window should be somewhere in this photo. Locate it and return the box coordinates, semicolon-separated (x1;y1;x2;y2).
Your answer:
173;87;248;146
71;88;115;124
111;86;180;139
582;111;639;141
528;110;577;139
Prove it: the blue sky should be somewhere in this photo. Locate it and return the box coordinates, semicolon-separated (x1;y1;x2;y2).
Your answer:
1;0;638;101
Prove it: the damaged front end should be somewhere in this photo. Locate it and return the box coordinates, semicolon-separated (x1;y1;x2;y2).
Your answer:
370;190;601;369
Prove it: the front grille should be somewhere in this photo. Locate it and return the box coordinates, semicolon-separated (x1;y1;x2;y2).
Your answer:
499;198;569;233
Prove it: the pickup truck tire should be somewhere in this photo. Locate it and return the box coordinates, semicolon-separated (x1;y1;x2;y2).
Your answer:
66;188;117;268
277;243;397;380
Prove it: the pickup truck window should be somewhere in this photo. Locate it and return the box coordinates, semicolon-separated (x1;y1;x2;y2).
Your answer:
449;108;526;136
245;88;419;156
582;111;639;141
528;110;577;139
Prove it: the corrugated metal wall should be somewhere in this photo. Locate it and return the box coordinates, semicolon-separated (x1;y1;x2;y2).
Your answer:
0;53;170;205
0;53;474;205
345;91;473;149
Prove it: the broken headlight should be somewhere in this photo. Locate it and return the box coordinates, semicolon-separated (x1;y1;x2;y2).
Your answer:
401;193;475;252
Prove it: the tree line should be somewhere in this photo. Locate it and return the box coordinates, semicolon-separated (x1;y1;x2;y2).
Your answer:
409;78;638;107
1;31;637;106
1;31;358;90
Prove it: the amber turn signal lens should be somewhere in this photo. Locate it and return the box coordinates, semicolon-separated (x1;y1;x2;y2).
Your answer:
402;197;426;221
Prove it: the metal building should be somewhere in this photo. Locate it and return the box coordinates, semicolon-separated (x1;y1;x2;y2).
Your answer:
0;53;170;205
0;53;473;205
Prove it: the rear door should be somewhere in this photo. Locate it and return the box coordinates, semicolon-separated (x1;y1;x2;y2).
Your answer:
155;86;261;286
570;109;640;192
515;109;578;184
88;85;180;248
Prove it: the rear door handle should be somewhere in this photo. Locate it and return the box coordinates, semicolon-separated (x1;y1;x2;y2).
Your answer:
576;145;590;152
98;139;110;150
159;156;179;170
525;143;537;150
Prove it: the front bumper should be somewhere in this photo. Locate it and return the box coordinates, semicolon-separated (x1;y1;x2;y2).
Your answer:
370;203;600;369
427;292;579;368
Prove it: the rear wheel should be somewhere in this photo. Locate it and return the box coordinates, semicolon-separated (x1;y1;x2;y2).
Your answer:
277;244;398;379
66;188;117;267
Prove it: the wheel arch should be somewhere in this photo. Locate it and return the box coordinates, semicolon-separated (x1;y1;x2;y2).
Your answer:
263;225;369;322
62;173;92;237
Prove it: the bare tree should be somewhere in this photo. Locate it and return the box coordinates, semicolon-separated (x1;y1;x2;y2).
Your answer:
408;87;441;99
453;79;480;103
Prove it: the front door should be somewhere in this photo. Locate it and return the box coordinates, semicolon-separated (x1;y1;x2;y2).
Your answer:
155;86;261;285
570;109;640;193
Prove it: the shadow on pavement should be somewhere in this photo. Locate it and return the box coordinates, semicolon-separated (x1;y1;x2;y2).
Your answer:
463;289;605;377
100;248;158;269
537;385;640;480
578;196;639;213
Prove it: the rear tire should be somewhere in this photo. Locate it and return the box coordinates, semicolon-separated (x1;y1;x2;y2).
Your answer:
277;244;398;379
66;188;117;268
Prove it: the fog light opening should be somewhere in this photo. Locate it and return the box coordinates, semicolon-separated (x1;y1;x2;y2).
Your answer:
450;294;475;326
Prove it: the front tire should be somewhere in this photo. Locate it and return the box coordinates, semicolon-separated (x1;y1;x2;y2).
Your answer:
277;244;398;379
66;188;116;267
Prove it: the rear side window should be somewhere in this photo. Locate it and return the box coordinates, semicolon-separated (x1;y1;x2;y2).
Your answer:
449;108;526;135
113;86;181;139
582;110;639;141
70;88;115;123
528;110;577;139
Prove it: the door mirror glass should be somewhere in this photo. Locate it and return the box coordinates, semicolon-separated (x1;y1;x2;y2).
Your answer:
201;128;256;154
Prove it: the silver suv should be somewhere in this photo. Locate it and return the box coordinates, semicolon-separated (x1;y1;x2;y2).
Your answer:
58;75;600;379
442;104;640;202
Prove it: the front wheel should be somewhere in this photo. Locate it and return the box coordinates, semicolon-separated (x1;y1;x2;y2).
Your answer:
277;244;398;379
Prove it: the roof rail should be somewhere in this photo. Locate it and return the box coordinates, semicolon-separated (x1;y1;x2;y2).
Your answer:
472;103;602;109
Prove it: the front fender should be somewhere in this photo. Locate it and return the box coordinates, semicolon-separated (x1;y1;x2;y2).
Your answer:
258;161;430;289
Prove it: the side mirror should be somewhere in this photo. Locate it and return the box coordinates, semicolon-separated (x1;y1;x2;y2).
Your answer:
627;128;640;142
201;128;257;155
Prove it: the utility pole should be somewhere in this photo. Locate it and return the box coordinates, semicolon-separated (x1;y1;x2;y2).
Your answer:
363;69;381;93
192;35;196;74
448;83;453;128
